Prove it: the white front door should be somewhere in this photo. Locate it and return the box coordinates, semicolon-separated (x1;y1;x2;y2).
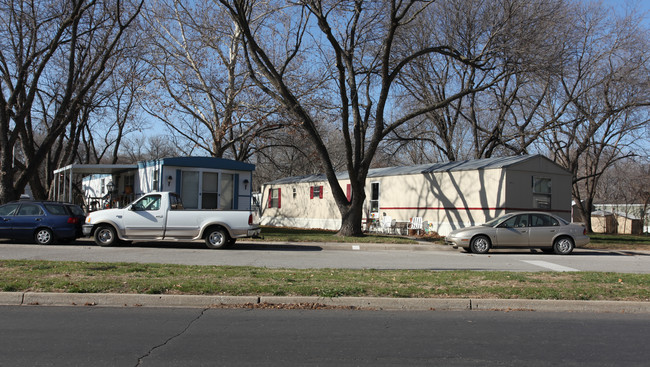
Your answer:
181;171;199;209
220;173;234;210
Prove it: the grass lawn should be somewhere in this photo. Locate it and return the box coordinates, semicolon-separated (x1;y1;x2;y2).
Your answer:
250;226;424;244
1;260;648;301
1;228;647;302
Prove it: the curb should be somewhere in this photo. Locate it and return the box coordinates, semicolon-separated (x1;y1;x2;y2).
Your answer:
1;292;649;313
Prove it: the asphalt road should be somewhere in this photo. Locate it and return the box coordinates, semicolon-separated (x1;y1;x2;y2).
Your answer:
0;239;649;273
1;305;649;366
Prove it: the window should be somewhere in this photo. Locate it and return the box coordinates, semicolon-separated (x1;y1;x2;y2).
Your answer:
370;182;379;213
269;188;281;208
533;177;551;209
124;175;134;195
202;172;218;209
310;185;323;199
501;214;529;228
152;169;159;191
44;204;67;215
292;187;297;199
533;177;552;194
530;214;559;227
17;204;43;216
133;195;161;211
170;194;185;210
0;203;19;216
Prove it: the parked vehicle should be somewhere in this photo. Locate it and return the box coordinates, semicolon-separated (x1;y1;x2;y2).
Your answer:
445;212;589;255
82;192;261;249
0;201;86;245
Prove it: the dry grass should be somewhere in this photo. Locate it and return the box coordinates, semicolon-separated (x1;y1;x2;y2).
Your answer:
2;260;648;301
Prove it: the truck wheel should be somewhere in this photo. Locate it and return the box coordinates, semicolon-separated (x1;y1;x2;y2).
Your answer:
205;228;229;249
95;225;117;247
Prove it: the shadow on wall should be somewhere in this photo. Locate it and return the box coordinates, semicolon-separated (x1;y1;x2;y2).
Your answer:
417;169;506;231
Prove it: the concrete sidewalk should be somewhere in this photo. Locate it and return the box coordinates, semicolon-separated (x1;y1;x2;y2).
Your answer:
1;292;649;313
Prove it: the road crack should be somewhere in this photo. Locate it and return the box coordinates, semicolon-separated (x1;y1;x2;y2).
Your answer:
135;308;207;367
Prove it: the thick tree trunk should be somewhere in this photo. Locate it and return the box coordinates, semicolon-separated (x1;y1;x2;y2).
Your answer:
336;187;366;237
0;150;18;203
337;204;365;237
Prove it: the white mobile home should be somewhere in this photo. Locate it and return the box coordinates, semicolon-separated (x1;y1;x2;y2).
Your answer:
56;157;255;211
260;155;572;236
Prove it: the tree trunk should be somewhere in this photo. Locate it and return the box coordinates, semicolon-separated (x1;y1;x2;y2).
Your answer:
0;149;18;203
336;199;365;237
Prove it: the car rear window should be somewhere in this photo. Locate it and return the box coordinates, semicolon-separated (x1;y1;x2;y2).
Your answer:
66;205;85;216
44;204;67;215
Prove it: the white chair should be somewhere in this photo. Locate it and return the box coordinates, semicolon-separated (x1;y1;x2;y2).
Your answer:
408;217;423;235
380;215;394;234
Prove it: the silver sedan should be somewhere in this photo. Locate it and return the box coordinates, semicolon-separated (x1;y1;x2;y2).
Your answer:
445;212;590;255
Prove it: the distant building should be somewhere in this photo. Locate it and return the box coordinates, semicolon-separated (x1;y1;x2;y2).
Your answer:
593;204;648;234
260;154;573;236
54;157;255;211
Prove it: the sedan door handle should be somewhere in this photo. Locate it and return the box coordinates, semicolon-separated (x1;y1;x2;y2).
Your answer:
156;215;164;218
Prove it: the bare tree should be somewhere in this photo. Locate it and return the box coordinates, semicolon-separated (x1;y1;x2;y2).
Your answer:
542;2;650;232
0;0;143;202
121;133;182;161
140;0;279;161
392;0;569;162
218;0;559;236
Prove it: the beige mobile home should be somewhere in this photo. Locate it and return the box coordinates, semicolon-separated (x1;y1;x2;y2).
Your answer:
260;155;572;236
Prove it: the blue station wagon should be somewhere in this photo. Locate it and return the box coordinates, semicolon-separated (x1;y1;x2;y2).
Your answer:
0;201;86;245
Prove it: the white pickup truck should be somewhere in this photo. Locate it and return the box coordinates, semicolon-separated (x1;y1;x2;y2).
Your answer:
82;192;261;249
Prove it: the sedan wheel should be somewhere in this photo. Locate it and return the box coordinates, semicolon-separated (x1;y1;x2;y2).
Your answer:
470;235;491;254
553;237;574;255
34;228;54;245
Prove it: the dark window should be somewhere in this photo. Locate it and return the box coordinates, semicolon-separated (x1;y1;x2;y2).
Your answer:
531;214;559;227
44;204;67;215
310;186;324;199
0;203;19;216
170;194;185;210
66;205;85;216
370;182;379;213
17;204;43;216
533;177;552;209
